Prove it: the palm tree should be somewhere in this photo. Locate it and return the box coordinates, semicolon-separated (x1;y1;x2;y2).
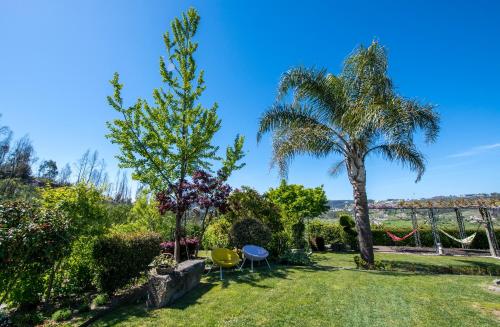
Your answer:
257;42;439;264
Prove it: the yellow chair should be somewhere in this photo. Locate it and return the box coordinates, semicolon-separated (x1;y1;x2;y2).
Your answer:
209;248;240;280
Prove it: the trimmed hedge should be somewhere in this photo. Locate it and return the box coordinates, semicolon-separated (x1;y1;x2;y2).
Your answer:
230;217;272;248
93;231;161;294
371;227;500;249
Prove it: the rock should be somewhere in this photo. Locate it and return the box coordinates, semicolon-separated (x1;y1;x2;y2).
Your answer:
147;259;205;308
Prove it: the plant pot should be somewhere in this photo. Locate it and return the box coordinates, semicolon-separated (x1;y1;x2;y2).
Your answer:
156;265;174;275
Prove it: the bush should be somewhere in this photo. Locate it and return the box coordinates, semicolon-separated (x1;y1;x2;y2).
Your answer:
92;293;109;307
306;219;344;246
279;249;312;266
50;236;98;299
353;255;386;270
93;231;161;294
0;200;71;307
0;307;11;327
202;218;231;249
371;227;500;249
339;214;358;250
10;311;44;326
160;238;199;259
267;230;289;258
230;217;272;248
51;308;72;322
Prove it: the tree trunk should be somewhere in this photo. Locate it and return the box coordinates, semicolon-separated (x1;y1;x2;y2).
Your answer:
44;259;62;310
347;157;374;265
195;208;210;258
174;211;182;262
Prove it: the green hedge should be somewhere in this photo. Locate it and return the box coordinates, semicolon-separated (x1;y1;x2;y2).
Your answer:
93;231;161;294
371;227;500;249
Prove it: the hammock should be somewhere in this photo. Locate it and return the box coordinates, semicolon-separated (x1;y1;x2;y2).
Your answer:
439;229;476;246
386;229;418;242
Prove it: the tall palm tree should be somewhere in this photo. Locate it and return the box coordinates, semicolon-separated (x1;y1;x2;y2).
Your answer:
257;42;439;264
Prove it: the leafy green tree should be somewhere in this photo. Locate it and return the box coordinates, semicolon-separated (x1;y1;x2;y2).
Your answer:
266;181;329;248
38;159;58;180
258;42;439;264
106;8;244;261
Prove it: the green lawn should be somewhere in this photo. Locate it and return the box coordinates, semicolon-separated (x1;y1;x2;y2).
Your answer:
91;253;500;327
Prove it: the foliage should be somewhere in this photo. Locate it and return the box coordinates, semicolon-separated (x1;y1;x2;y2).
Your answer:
371;227;500;249
226;186;282;231
156;170;232;256
266;180;329;219
40;183;109;235
229;217;272;248
202;218;231;249
0;307;11;327
51;308;72;322
38;160;58;180
49;236;98;298
266;181;329;249
105;7;244;262
160;238;198;260
0;178;37;201
151;253;177;268
92;294;109;307
10;311;44;326
0;200;71;306
306;219;343;245
111;190;175;240
93;232;161;294
0;136;35;180
278;249;312;266
104;202;132;226
257;41;440;264
353;255;384;270
339;214;358;249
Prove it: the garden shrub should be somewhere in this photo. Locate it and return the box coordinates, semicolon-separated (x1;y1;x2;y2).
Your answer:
51;308;72;322
371;227;500;249
93;231;161;294
10;311;44;326
339;214;358;250
353;255;386;270
48;236;99;300
160;238;199;259
0;200;71;307
92;294;109;307
267;230;290;258
229;217;272;248
202;217;231;249
112;190;175;240
279;249;312;266
306;219;344;248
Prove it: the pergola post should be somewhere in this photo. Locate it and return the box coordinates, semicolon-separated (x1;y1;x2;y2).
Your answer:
428;208;441;254
454;208;467;249
479;207;499;257
410;208;422;247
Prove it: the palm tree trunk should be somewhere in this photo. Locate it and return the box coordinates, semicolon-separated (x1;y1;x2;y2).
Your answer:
347;158;374;264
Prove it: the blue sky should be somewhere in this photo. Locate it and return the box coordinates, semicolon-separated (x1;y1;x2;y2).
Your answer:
1;0;499;200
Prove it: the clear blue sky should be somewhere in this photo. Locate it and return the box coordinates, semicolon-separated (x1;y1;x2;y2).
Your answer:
1;0;499;200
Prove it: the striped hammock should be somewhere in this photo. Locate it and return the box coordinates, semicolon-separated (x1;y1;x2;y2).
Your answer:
439;229;476;245
386;229;418;242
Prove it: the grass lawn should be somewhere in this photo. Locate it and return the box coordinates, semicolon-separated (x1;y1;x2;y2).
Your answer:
90;252;500;327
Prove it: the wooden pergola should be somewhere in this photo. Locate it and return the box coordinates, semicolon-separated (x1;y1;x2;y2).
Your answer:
367;198;500;257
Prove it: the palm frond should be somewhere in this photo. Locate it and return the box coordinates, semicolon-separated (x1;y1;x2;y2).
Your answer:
328;159;346;177
367;143;425;182
270;125;344;177
276;67;347;125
